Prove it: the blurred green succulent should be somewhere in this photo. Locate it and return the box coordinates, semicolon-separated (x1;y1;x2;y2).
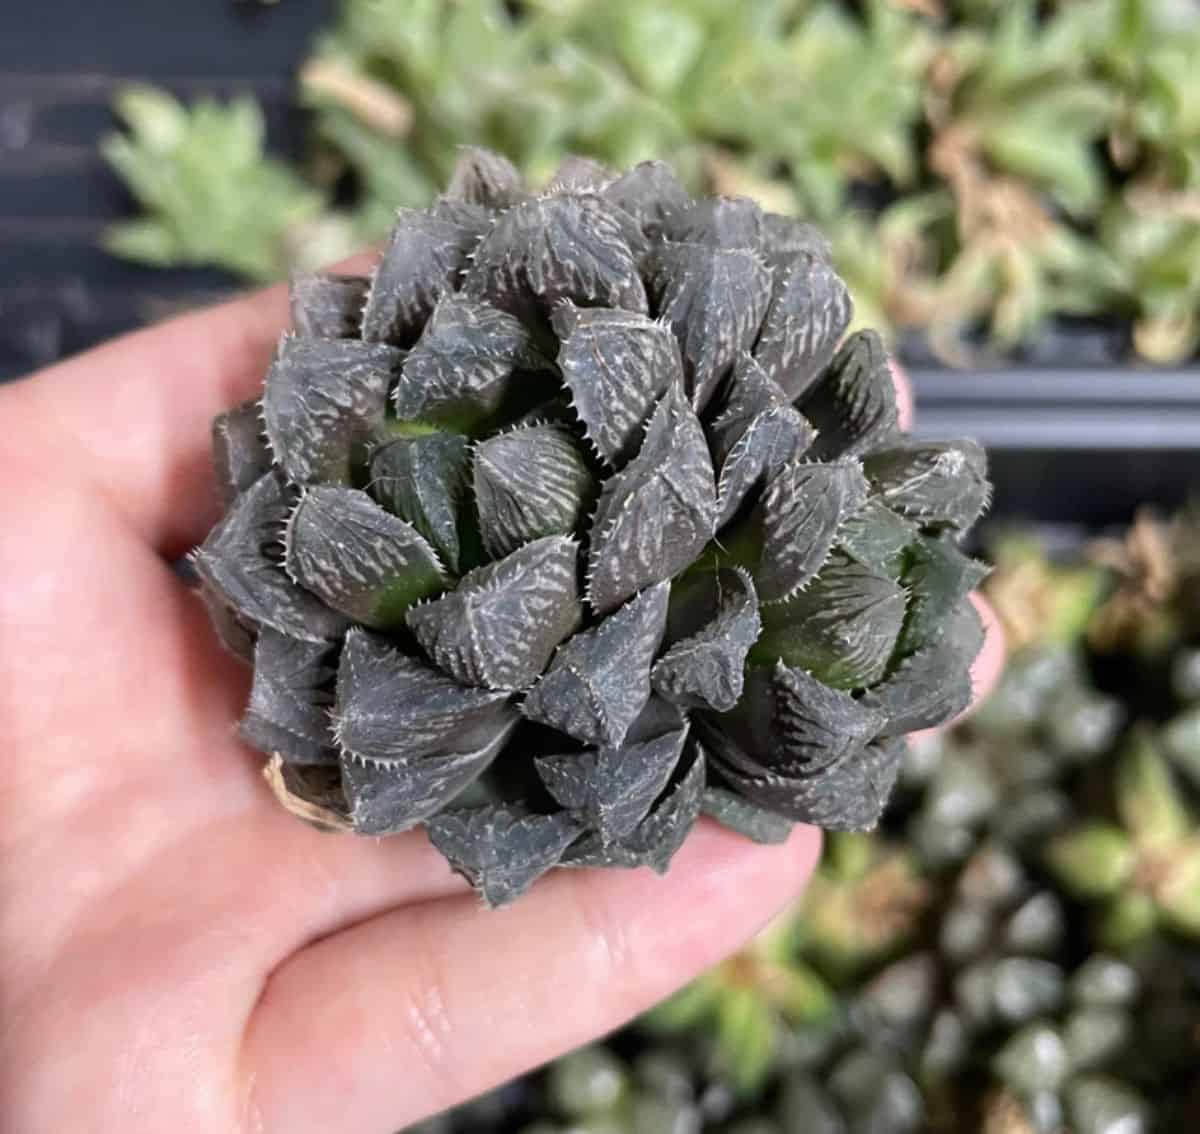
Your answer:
935;1;1115;216
302;0;932;227
101;87;342;280
796;832;933;980
1047;729;1200;948
643;913;835;1094
101;0;1200;362
1095;196;1200;363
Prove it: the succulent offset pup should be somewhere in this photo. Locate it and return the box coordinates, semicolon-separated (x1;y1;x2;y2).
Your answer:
195;147;990;906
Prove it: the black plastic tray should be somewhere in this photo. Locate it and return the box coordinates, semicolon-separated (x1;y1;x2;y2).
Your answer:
0;0;331;377
910;368;1200;525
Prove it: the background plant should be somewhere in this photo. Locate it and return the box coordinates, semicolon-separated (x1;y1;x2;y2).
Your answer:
103;0;1200;364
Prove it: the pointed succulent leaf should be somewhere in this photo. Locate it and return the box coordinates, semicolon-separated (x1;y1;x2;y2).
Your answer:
713;735;905;831
701;787;792;845
664;196;765;250
361;204;488;346
508;396;577;432
463;193;647;318
288;272;369;340
613;748;706;873
536;724;687;843
602;159;691;236
755;460;869;602
651;567;761;711
803;330;901;460
660;566;737;647
547;155;616;194
621;694;688;743
212;398;271;506
473;424;593;559
334;628;516;763
240;628;338;765
433;198;493;233
899;537;990;656
707;352;792;467
340;716;518;836
394;294;549;428
754;553;906;689
650;241;773;411
753;254;852;401
194;474;348;643
552;303;685;468
837;499;917;576
522;582;669;748
715;407;817;527
588;201;649;267
859;602;983;733
865;441;990;533
444;145;524;208
950;594;987;663
562;747;705;872
369;433;471;573
263;336;400;485
407;535;583;692
771;663;889;775
197;583;256;663
285;486;447;629
243;715;331;770
761;213;833;268
587;385;717;614
697;681;787;778
425;805;582;906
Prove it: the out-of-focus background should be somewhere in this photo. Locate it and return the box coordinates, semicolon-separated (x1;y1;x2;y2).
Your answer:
6;4;1200;1132
5;0;1200;524
0;0;325;376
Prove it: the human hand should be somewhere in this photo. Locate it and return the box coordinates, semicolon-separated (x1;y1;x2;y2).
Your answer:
0;281;1003;1133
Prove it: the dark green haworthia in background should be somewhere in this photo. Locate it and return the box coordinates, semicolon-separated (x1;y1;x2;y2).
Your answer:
196;148;989;906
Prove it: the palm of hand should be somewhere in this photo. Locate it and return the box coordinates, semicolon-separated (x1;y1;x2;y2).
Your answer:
0;286;998;1134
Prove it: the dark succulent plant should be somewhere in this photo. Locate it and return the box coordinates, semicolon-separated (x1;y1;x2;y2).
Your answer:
194;147;990;905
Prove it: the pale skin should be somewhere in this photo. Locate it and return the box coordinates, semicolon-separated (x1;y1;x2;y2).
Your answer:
0;273;1004;1134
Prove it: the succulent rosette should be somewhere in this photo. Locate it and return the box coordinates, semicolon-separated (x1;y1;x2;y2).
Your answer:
194;148;990;905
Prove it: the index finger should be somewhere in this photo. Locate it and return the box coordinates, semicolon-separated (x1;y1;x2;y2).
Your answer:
891;358;916;433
